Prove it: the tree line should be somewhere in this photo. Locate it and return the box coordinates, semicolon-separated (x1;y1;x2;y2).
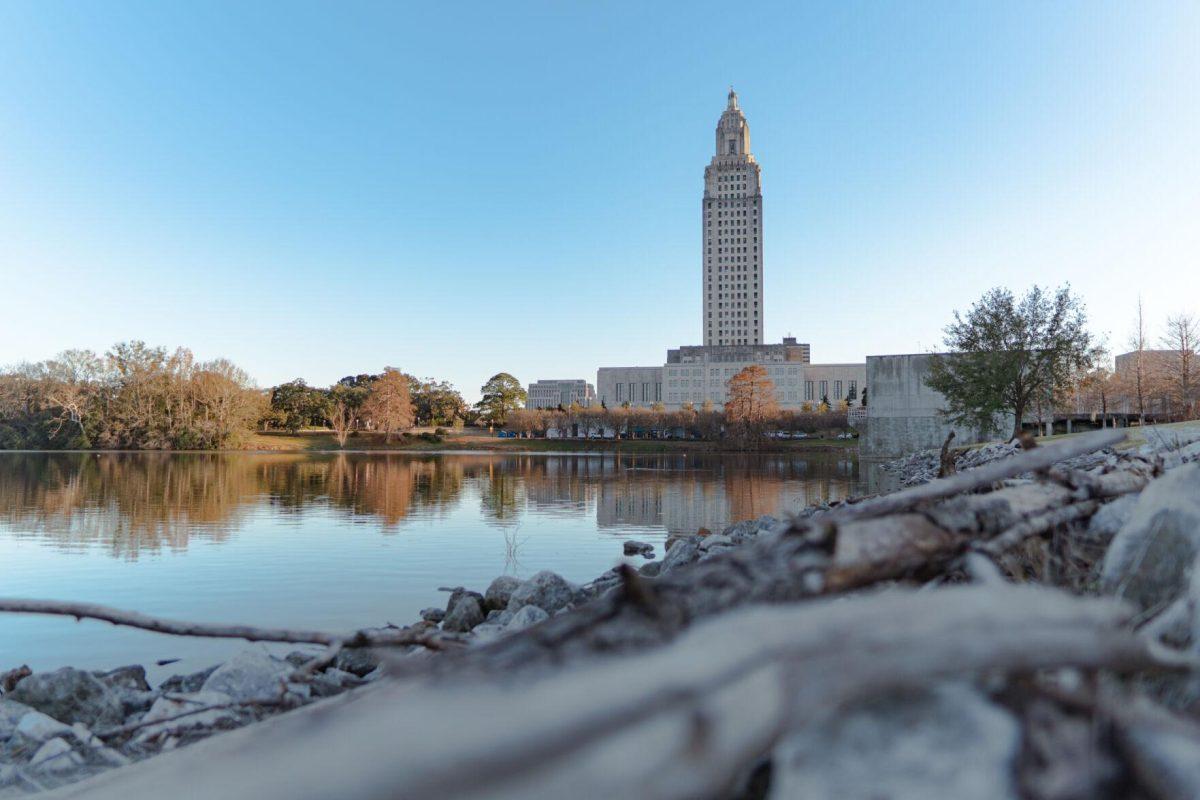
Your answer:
0;342;486;450
0;342;264;449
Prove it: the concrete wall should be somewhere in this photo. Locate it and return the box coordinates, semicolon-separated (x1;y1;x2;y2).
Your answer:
596;367;664;408
862;354;1004;458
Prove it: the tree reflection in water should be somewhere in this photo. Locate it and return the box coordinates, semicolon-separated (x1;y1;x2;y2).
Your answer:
0;452;862;558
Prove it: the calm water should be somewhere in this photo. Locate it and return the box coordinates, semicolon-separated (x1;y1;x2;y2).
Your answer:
0;451;861;676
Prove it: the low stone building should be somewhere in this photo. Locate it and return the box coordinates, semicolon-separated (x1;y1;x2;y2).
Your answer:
596;367;663;408
525;379;595;409
861;353;1009;458
599;338;864;412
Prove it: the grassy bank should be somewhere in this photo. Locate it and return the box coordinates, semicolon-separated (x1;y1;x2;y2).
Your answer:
244;430;859;454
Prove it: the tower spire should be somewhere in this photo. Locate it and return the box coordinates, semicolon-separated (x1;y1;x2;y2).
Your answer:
727;86;738;109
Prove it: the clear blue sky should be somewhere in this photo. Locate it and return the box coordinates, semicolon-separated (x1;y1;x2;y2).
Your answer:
2;2;1197;401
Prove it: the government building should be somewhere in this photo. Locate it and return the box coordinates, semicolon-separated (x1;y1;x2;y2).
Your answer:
525;379;596;409
596;89;866;411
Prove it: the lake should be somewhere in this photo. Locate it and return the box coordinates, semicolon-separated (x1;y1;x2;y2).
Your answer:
0;451;862;677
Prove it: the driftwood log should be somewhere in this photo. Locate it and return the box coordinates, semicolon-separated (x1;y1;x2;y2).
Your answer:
42;585;1176;800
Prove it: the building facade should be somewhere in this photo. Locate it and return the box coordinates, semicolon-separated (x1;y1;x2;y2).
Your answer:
703;89;764;347
596;367;663;408
525;379;596;409
600;339;864;412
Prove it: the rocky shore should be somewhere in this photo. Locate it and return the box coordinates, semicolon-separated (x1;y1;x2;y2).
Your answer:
4;424;1200;798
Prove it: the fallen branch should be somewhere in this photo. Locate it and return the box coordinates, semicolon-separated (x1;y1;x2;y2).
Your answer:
978;500;1101;556
43;584;1177;800
0;599;458;651
830;429;1125;523
95;696;291;742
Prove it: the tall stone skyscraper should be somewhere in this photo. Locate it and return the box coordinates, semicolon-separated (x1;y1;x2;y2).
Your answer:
702;88;763;347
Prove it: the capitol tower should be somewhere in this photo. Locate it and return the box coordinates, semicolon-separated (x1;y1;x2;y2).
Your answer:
702;88;764;347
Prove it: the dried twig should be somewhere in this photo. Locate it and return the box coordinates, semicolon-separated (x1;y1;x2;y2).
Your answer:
978;500;1101;556
0;599;456;651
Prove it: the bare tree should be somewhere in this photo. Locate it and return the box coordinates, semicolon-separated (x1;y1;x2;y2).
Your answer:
327;400;355;448
360;368;415;442
1127;297;1151;425
725;366;779;443
1161;312;1198;420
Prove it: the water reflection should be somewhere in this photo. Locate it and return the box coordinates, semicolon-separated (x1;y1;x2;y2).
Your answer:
0;452;862;558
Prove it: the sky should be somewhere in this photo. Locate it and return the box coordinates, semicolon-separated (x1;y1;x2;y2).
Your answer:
1;2;1197;402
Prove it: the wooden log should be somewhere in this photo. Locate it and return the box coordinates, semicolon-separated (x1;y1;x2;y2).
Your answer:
44;585;1171;800
0;598;457;651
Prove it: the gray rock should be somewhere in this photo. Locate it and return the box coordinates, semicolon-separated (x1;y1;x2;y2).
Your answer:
469;622;505;643
159;665;218;694
698;534;733;551
200;650;291;702
134;690;238;742
420;607;446;623
771;684;1020;799
92;665;150;694
29;737;81;773
1086;494;1138;545
444;588;484;618
334;647;381;678
659;536;701;576
623;540;655;557
483;576;523;611
0;699;34;741
638;560;662;578
311;668;359;697
443;595;485;632
505;604;549;633
1101;464;1200;611
506;570;576;614
8;668;124;729
14;709;73;744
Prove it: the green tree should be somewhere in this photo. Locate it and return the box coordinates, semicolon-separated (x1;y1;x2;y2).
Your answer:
268;380;329;433
410;378;468;426
474;373;526;427
927;285;1097;439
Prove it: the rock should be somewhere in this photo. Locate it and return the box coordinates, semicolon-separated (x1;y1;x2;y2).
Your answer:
469;622;505;643
443;595;485;632
698;534;733;551
334;647;382;678
1086;494;1139;545
623;540;655;557
722;515;781;543
14;709;73;743
444;588;484;618
29;737;82;773
93;665;150;694
505;605;549;633
638;560;663;578
659;536;702;576
0;699;34;741
200;650;292;702
93;665;156;716
506;570;576;614
8;668;124;729
135;690;238;742
159;665;219;694
311;669;359;697
0;665;31;694
1101;464;1200;611
420;607;446;623
771;684;1020;799
483;576;523;611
